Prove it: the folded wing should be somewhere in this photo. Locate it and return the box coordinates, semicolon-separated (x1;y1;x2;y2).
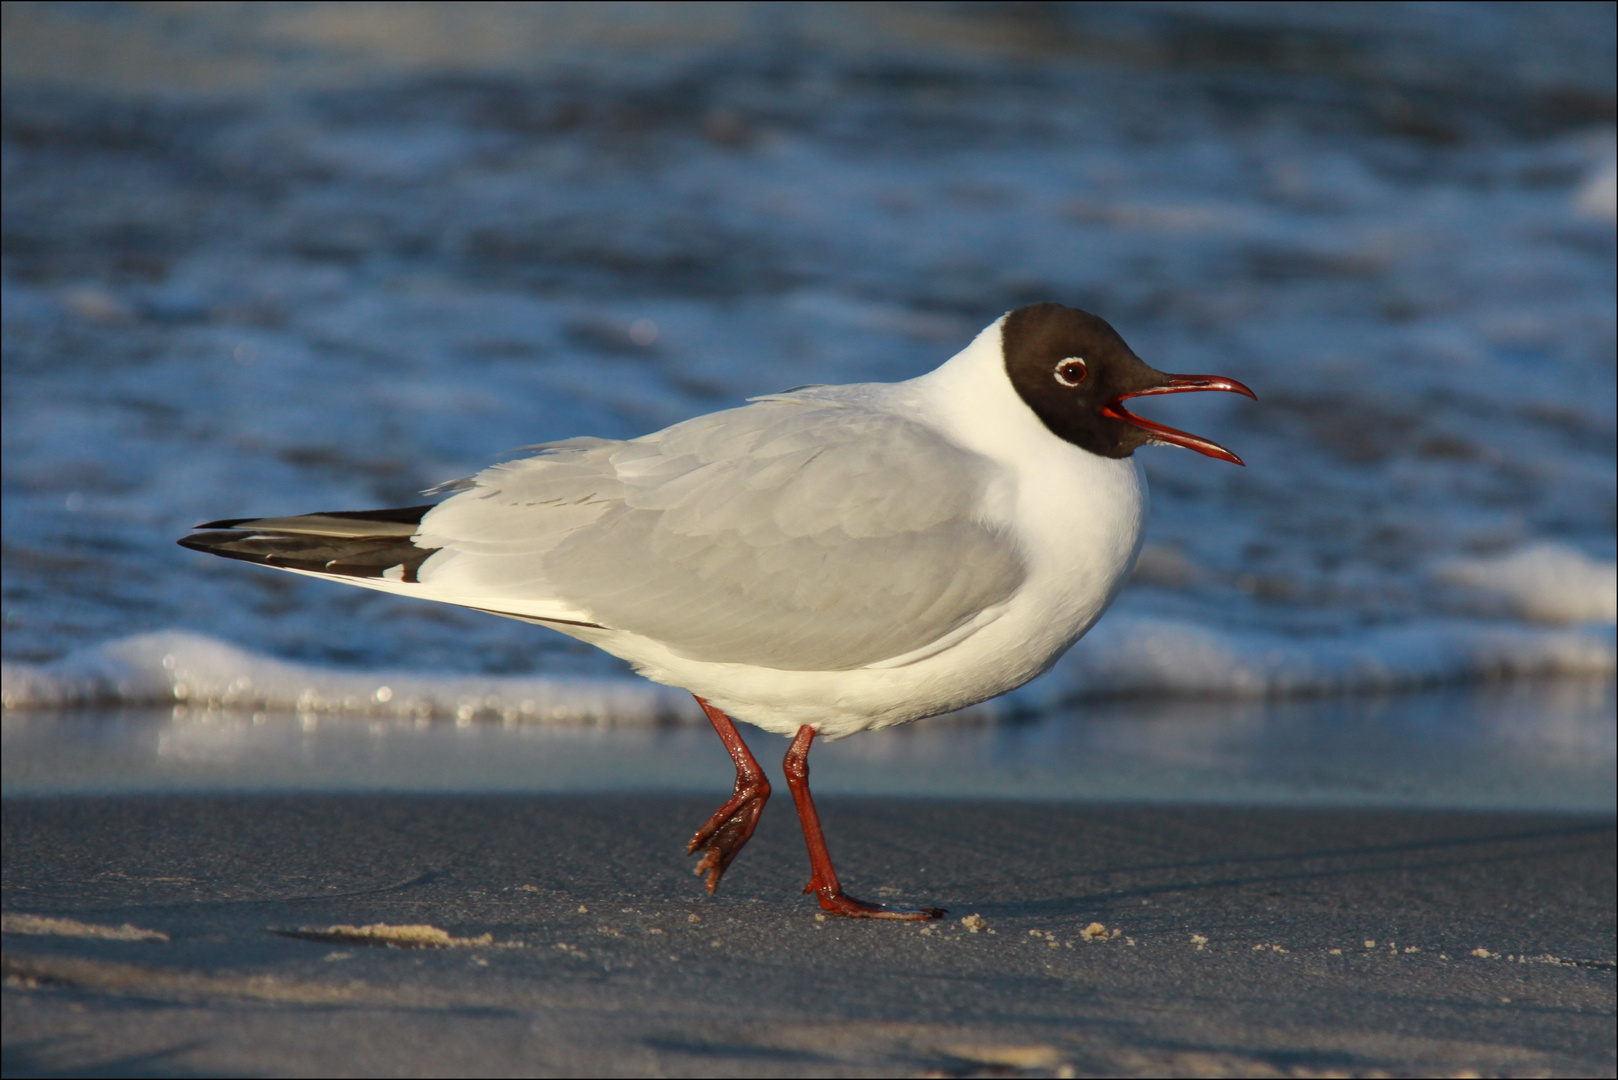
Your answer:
182;396;1028;672
417;396;1026;670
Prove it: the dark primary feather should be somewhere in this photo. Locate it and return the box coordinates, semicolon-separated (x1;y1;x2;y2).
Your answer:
178;506;439;582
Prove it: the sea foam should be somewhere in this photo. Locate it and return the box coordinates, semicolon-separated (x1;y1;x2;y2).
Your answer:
4;620;1610;722
0;631;691;724
1434;543;1618;625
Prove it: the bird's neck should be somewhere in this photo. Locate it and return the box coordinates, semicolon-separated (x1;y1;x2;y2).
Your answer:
908;318;1057;464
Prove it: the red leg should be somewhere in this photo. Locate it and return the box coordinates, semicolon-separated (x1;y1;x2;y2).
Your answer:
686;697;771;894
782;725;945;920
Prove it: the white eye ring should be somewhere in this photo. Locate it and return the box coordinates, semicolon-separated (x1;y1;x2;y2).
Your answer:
1054;357;1088;387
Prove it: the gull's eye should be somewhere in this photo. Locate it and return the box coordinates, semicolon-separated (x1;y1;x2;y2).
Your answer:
1054;357;1088;387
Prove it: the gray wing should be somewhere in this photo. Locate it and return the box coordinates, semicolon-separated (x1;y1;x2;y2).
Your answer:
414;396;1026;670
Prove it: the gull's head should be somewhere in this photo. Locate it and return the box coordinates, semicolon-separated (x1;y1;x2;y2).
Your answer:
1001;302;1256;465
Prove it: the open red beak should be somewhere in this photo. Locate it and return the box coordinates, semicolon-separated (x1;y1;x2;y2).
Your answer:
1101;374;1257;466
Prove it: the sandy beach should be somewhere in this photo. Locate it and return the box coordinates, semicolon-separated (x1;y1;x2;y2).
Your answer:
3;5;1614;1076
4;794;1612;1077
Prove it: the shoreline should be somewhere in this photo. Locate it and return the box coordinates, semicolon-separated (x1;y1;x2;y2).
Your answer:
6;678;1615;812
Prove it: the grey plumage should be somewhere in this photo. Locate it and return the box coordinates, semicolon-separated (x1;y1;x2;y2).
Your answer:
180;390;1029;672
432;391;1029;670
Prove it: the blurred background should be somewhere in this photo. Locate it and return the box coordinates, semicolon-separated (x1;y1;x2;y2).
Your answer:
2;2;1614;804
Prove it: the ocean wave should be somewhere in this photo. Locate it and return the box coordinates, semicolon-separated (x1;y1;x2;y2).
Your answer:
0;632;691;724
1023;616;1615;709
5;8;1614;681
1433;542;1617;625
4;621;1611;722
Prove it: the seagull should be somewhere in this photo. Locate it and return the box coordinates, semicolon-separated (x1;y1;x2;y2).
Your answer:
180;303;1254;920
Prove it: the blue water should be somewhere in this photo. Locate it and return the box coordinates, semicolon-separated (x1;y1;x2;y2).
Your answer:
2;3;1614;717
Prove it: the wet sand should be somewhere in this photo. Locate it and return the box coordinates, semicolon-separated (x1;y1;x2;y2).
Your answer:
8;680;1616;811
3;795;1613;1077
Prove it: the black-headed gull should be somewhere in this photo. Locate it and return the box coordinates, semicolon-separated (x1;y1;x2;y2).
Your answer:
181;303;1254;919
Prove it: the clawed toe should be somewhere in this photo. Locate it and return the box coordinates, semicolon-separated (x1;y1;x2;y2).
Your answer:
687;697;773;895
687;784;769;894
807;882;945;921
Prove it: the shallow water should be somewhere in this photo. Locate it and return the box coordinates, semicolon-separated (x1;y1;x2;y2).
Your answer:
6;680;1611;812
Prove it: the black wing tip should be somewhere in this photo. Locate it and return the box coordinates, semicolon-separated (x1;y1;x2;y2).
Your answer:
175;531;280;564
190;505;436;532
313;505;437;525
177;531;225;551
